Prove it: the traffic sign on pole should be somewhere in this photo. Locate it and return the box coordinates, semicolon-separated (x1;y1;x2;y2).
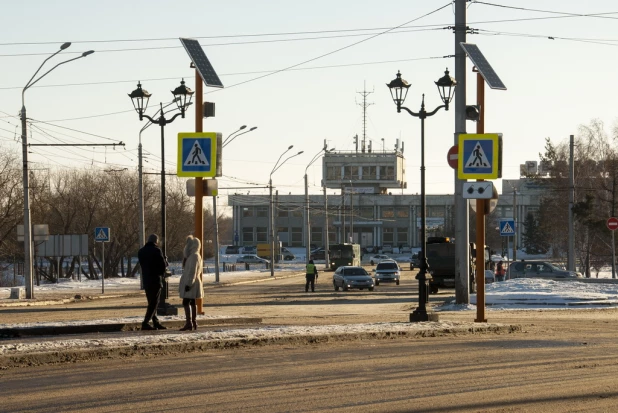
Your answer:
458;133;502;179
447;145;458;169
177;132;220;177
607;217;618;231
499;219;515;236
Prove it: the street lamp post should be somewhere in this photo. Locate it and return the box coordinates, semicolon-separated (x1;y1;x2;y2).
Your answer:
20;43;94;299
223;126;257;148
129;80;193;313
387;68;457;322
270;146;304;276
304;147;334;264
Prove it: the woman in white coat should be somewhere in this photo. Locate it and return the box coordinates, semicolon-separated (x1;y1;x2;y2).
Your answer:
178;235;204;331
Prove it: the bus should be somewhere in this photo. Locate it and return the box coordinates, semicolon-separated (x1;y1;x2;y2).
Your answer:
328;243;361;270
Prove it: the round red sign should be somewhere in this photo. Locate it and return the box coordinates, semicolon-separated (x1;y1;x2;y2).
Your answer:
447;145;458;169
607;217;618;231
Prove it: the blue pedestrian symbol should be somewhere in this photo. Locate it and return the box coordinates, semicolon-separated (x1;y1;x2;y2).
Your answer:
95;227;110;242
499;219;515;236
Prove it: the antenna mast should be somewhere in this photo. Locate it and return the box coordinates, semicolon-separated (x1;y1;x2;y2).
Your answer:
356;81;374;153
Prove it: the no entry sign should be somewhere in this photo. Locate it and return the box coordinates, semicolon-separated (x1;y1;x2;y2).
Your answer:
447;145;458;169
608;217;618;231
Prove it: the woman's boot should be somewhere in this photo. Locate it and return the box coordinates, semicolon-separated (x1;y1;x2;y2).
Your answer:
179;303;192;331
190;301;198;330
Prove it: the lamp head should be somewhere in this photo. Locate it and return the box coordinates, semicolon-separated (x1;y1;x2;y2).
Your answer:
60;42;71;50
386;70;410;110
240;125;247;130
82;50;95;57
128;81;152;120
171;78;194;118
297;151;304;155
288;145;293;150
250;126;257;131
435;68;457;108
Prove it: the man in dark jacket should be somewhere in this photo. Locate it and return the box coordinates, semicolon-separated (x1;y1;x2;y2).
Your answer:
138;234;168;330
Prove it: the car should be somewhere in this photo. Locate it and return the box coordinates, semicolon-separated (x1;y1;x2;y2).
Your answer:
381;244;393;254
400;244;412;254
236;254;270;264
508;260;581;279
333;266;375;291
225;245;241;254
369;254;390;265
281;247;295;261
310;247;325;261
242;246;256;254
410;253;421;270
373;260;401;286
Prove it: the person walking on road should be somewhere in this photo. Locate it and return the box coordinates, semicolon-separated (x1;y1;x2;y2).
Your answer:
138;234;168;330
178;235;203;331
305;259;318;292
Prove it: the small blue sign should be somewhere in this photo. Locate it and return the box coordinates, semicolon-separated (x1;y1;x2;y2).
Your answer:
499;219;515;236
94;227;110;242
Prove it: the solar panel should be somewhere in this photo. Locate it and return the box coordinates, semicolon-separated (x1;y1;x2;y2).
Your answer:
460;43;506;90
180;38;224;88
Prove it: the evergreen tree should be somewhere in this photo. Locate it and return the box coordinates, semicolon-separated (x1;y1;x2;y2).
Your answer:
521;212;549;254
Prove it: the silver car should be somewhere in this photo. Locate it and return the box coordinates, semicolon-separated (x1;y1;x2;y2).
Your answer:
508;261;581;279
333;266;374;291
373;260;401;286
236;255;269;264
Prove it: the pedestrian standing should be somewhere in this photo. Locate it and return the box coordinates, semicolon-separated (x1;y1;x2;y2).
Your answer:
495;260;506;282
178;235;203;331
305;259;318;292
137;234;168;330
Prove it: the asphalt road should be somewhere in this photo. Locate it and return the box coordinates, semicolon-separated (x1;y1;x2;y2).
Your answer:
3;272;618;411
2;318;618;412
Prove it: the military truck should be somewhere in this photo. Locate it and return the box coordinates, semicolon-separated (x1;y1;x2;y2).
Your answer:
425;237;488;294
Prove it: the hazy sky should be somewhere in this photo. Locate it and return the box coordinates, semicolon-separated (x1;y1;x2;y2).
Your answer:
1;0;617;204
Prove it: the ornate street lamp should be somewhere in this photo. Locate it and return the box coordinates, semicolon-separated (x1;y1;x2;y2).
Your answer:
387;68;457;322
128;80;193;314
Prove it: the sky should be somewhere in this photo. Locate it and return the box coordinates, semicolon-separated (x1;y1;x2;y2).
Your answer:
2;0;618;209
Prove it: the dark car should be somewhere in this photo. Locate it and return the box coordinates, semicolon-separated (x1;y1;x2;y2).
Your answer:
333;266;374;291
508;261;581;279
225;245;241;254
410;253;421;270
310;247;325;261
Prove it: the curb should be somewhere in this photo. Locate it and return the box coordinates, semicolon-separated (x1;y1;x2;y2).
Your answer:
0;317;263;338
0;323;520;369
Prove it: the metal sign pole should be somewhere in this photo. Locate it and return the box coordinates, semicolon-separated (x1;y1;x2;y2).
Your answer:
101;241;105;294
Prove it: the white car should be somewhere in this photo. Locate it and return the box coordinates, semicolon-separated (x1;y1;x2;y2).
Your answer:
369;254;390;265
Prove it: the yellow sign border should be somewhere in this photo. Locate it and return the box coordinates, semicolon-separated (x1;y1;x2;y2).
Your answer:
177;132;218;177
457;133;501;180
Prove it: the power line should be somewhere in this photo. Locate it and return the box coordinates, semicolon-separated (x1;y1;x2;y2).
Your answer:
472;1;618;20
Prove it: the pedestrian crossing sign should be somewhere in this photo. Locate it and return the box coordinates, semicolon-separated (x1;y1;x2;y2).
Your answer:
177;132;219;177
94;227;110;242
499;218;515;236
458;133;502;179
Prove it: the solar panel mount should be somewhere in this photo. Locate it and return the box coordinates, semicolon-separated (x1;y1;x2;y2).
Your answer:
180;38;224;88
460;43;506;90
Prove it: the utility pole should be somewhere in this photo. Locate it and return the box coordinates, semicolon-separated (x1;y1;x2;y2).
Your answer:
454;0;470;304
568;134;575;272
513;188;517;262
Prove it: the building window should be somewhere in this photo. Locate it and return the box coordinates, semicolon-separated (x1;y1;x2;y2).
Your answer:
359;207;373;219
256;227;268;242
256;207;268;218
311;227;322;246
381;208;395;219
291;206;303;218
427;207;445;218
379;165;395;180
396;207;409;218
383;228;394;243
327;166;340;180
291;227;303;246
277;207;289;218
242;207;253;217
397;227;408;245
242;227;254;243
363;166;377;180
